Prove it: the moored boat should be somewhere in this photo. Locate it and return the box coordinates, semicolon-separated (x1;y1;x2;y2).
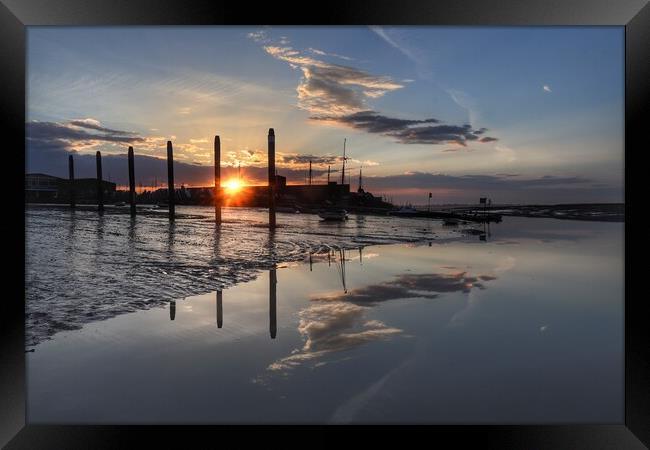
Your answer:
388;205;419;216
318;208;348;221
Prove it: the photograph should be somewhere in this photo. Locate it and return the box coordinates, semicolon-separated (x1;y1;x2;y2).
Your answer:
23;25;626;425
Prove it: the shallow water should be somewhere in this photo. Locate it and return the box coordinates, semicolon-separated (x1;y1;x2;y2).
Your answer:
26;213;623;423
26;205;465;346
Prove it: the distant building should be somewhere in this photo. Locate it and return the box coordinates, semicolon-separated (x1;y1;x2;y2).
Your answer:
25;173;117;204
25;173;63;202
179;176;391;210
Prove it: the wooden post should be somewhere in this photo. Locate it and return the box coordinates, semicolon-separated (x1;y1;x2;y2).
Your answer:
269;267;277;339
167;141;175;220
216;290;223;328
95;151;104;212
128;146;136;216
309;160;312;185
214;135;221;224
68;155;75;208
268;129;276;230
170;301;176;321
327;165;331;184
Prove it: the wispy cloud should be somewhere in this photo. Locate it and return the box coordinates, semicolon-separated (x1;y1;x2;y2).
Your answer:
250;32;497;148
261;44;403;116
307;47;354;61
369;26;433;81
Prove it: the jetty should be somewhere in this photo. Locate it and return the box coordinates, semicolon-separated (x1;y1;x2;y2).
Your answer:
388;209;502;223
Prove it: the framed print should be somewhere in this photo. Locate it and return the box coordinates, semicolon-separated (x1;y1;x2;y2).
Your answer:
1;0;647;447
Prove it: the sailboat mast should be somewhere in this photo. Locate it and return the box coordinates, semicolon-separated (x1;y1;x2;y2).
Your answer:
341;138;346;185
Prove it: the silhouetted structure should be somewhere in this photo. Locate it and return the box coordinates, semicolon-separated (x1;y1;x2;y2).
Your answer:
214;135;221;224
341;138;346;185
270;268;277;339
128;146;136;216
25;173;64;202
167;141;175;220
268;129;276;230
95;151;104;212
216;290;223;328
68;155;75;208
170;301;176;321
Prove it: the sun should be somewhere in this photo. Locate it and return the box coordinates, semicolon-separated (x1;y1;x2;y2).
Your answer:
224;179;243;193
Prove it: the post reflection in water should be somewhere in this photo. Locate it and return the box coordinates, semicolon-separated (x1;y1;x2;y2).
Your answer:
270;267;277;339
216;290;223;328
169;300;176;321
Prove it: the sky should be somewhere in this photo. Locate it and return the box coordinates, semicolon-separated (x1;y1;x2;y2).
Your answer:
26;26;624;204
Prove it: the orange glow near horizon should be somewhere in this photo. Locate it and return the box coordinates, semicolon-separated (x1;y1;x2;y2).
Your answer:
223;179;244;193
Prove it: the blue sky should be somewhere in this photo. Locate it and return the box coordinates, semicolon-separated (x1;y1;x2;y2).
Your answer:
26;26;624;204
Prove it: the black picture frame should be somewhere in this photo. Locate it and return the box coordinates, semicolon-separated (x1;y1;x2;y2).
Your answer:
1;0;646;447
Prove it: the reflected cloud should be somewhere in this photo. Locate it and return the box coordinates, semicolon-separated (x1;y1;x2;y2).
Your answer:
313;271;494;304
268;302;401;372
264;263;499;378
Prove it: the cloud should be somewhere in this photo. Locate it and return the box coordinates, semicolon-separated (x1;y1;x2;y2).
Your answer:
369;27;423;70
67;118;140;136
26;119;342;186
247;30;270;43
278;153;343;167
543;85;552;93
251;32;498;147
313;110;498;146
27;120;145;146
307;47;354;61
256;40;403;117
357;171;621;204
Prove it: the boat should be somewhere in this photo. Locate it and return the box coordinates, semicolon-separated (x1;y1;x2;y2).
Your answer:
443;218;460;226
318;208;348;221
388;205;419;217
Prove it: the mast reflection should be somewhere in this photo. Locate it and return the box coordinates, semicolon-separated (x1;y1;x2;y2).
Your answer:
270;267;277;339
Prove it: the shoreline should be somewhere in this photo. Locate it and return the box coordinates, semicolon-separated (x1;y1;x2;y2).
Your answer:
26;202;625;223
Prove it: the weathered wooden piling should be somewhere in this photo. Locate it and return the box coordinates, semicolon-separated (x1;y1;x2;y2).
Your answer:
216;290;223;328
95;151;104;212
167;140;175;220
214;135;221;224
309;160;312;185
68;155;75;208
268;129;276;230
270;268;277;339
128;146;136;216
170;301;176;321
327;165;331;184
